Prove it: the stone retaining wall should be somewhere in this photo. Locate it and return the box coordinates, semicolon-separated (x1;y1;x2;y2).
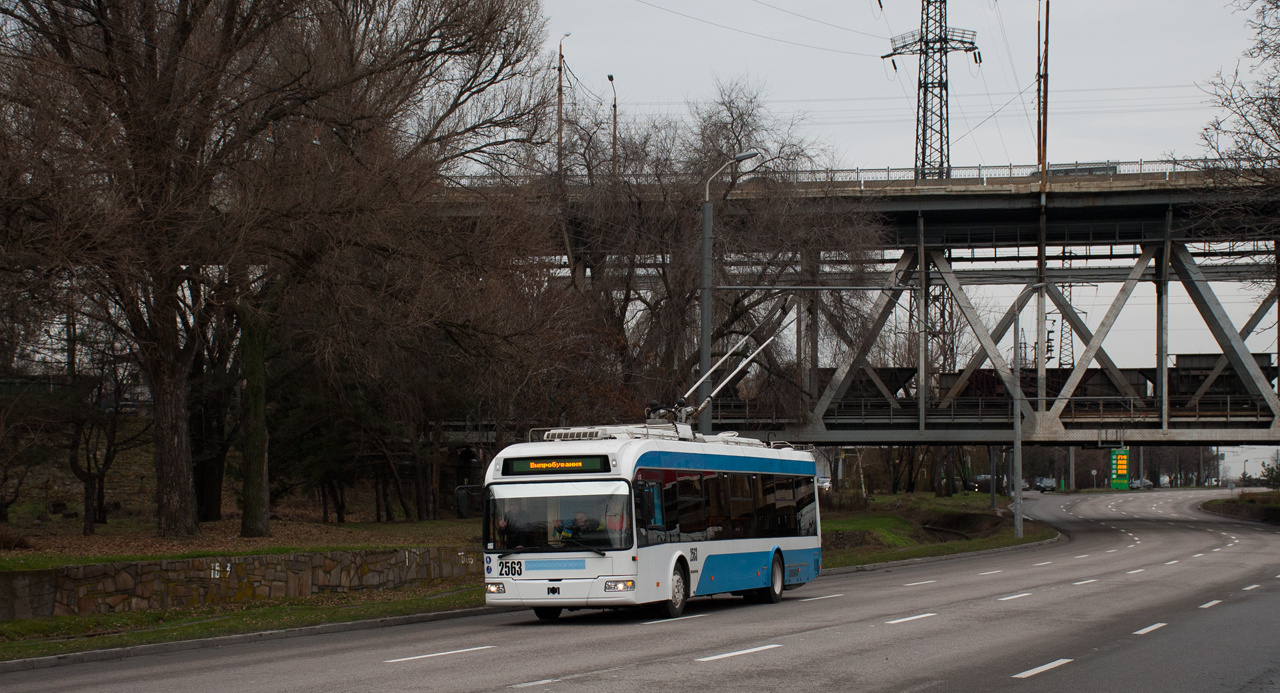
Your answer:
0;547;482;621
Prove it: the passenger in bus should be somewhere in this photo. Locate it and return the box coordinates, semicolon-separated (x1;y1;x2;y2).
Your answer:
603;497;630;531
498;499;533;548
553;512;597;540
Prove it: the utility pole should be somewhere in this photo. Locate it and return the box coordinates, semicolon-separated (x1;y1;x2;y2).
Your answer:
882;0;980;180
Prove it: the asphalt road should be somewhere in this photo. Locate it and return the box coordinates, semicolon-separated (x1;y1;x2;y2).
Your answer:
4;489;1278;692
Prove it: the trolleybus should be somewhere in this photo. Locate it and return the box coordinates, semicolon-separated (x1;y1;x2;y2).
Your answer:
482;420;821;620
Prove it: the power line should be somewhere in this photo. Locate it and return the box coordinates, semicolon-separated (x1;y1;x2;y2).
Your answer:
630;0;883;57
747;0;887;40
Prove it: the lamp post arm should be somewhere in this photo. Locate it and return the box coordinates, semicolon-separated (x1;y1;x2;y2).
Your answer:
705;159;735;202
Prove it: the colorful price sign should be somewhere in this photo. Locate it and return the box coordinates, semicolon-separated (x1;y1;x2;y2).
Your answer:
1110;448;1129;489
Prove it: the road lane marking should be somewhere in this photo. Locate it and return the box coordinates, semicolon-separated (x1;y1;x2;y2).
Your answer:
799;594;843;602
1073;579;1098;585
696;644;782;662
1075;555;1089;559
385;645;496;663
1192;553;1204;557
998;593;1032;601
510;680;560;689
643;614;707;624
979;570;1003;575
905;580;937;586
1212;548;1222;552
1165;560;1179;565
1128;544;1136;548
1013;659;1073;679
1200;600;1221;609
1133;623;1167;635
1127;569;1145;574
1034;562;1053;566
1106;549;1118;553
886;613;937;624
1243;584;1261;591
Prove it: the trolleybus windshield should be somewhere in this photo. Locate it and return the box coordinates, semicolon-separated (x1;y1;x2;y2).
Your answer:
485;481;632;553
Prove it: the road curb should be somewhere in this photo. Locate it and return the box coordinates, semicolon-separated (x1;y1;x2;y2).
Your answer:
2;533;1064;674
0;604;522;675
818;531;1063;577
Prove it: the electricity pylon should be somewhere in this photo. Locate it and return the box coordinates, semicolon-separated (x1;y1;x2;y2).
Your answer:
882;0;980;180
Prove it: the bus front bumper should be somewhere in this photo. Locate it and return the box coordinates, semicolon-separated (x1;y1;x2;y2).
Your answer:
484;576;645;608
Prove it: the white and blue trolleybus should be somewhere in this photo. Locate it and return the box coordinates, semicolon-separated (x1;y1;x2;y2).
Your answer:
482;419;821;620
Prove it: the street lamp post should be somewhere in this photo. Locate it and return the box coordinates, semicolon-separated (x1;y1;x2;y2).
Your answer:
700;150;759;435
607;74;617;176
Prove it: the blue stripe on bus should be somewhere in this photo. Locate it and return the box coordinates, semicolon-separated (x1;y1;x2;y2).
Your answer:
695;550;772;595
525;559;586;571
636;450;816;476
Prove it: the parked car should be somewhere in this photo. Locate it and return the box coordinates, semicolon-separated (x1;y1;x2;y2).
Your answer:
816;476;832;491
1129;478;1153;490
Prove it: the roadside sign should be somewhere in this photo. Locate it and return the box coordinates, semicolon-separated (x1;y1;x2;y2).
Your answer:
1111;448;1130;489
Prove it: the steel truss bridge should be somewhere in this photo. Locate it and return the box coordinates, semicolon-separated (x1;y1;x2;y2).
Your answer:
699;161;1279;446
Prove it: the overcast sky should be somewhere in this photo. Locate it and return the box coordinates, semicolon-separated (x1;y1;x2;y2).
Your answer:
542;0;1257;169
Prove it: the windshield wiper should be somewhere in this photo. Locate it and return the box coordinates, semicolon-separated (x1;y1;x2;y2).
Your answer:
561;538;606;556
498;544;549;559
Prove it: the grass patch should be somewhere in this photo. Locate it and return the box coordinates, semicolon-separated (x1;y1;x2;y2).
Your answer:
822;522;1056;569
0;518;483;572
0;579;485;662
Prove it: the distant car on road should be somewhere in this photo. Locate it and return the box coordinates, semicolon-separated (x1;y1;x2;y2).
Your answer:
817;476;832;491
1129;478;1153;490
1033;477;1056;492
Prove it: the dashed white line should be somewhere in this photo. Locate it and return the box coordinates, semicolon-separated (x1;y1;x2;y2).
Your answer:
1200;600;1222;609
1243;584;1261;591
979;570;1003;575
1034;562;1053;566
1133;623;1167;635
1013;659;1074;679
1106;549;1118;553
385;645;496;663
1165;560;1179;565
1212;548;1222;552
510;680;560;689
886;613;937;624
1127;569;1145;574
696;644;782;662
1074;555;1089;559
1192;553;1205;558
905;580;937;586
998;593;1033;601
643;614;707;624
1073;579;1098;585
798;594;843;603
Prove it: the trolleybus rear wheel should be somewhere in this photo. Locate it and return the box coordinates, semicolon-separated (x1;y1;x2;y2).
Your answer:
758;553;784;604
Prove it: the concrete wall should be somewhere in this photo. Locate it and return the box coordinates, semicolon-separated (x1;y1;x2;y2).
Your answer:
0;547;481;621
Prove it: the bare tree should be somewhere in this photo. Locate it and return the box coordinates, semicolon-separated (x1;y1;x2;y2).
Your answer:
1202;0;1280;290
0;0;551;535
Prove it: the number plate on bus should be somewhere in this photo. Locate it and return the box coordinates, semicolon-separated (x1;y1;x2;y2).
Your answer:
497;560;523;576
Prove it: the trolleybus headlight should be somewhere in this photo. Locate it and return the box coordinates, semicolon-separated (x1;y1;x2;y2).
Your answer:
486;582;506;594
604;580;636;592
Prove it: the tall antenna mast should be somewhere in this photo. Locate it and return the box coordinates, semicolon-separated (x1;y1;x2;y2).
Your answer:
882;0;980;180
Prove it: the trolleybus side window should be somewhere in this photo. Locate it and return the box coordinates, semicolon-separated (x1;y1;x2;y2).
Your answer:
728;474;756;538
794;476;817;537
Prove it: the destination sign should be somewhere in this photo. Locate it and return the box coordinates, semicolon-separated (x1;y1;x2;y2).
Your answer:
503;455;610;475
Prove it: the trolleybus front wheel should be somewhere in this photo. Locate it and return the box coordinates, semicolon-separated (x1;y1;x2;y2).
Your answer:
655;563;688;618
533;607;562;621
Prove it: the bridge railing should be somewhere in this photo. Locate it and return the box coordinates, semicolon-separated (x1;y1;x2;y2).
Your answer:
449;159;1220;190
